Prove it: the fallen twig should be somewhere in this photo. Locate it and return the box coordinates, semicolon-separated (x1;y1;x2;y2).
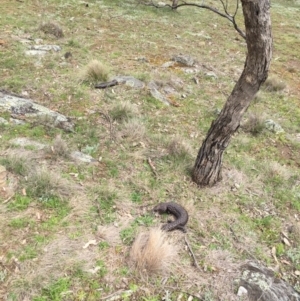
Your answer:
2;193;14;204
147;157;158;177
98;111;116;142
184;234;201;271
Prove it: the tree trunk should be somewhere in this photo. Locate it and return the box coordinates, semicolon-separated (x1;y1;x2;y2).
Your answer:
192;0;272;186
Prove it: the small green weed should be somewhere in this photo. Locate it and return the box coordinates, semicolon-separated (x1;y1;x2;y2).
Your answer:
275;243;285;256
9;217;33;229
286;248;300;270
33;277;71;301
67;39;80;48
94;188;117;223
98;241;110;250
133;215;154;227
19;245;38;261
254;216;281;245
8;195;32;211
120;226;137;245
131;191;143;203
95;260;108;278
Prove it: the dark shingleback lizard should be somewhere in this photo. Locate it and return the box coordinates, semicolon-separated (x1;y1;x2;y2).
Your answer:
153;202;189;232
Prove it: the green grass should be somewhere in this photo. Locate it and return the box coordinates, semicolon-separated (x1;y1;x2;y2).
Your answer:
1;0;300;299
8;195;32;211
93;187;117;224
33;278;71;301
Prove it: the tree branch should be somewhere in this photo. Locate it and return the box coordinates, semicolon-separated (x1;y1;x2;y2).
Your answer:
142;0;246;40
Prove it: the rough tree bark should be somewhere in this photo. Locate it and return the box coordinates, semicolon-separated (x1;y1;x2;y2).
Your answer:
192;0;272;186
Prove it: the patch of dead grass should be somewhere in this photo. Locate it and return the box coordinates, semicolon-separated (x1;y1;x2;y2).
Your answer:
263;76;286;92
45;135;70;159
97;225;122;246
202;249;240;300
110;101;139;122
242;112;265;135
0;151;34;176
25;168;72;199
129;228;178;276
265;161;292;181
80;60;110;84
167;135;193;158
39;22;64;38
119;118;146;142
13;233;99;298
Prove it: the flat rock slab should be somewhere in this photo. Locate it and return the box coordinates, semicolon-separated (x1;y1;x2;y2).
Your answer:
10;137;46;150
238;262;300;301
148;81;170;106
112;76;145;89
25;45;61;56
172;54;196;67
70;151;97;163
0;91;74;132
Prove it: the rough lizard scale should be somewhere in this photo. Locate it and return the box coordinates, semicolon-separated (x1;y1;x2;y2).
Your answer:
153;202;188;232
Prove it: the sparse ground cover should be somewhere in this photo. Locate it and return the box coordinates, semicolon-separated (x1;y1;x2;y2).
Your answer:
0;0;300;300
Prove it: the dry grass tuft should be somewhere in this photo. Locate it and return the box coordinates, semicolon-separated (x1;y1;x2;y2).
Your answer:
97;225;122;245
265;161;292;181
25;168;71;199
81;60;110;84
39;22;64;38
167;136;193;159
242;113;265;135
119;118;146;142
263;76;286;92
110;101;139;122
46;135;70;159
290;222;300;245
0;152;34;176
129;228;178;275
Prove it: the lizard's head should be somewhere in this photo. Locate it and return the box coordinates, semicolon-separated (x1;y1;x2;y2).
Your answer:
153;203;168;214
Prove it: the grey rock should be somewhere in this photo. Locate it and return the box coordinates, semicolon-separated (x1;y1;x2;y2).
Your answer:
0;91;74;132
10;118;26;125
149;88;170;106
34;39;44;44
183;68;198;74
112;76;145;89
10;137;46;150
205;71;218;79
70;151;97;163
137;57;149;63
25;45;61;56
19;38;33;44
162;85;178;96
162;61;175;68
237;286;248;297
239;262;300;301
32;45;61;52
0;117;9;125
25;50;47;56
172;54;196;67
265;119;284;134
